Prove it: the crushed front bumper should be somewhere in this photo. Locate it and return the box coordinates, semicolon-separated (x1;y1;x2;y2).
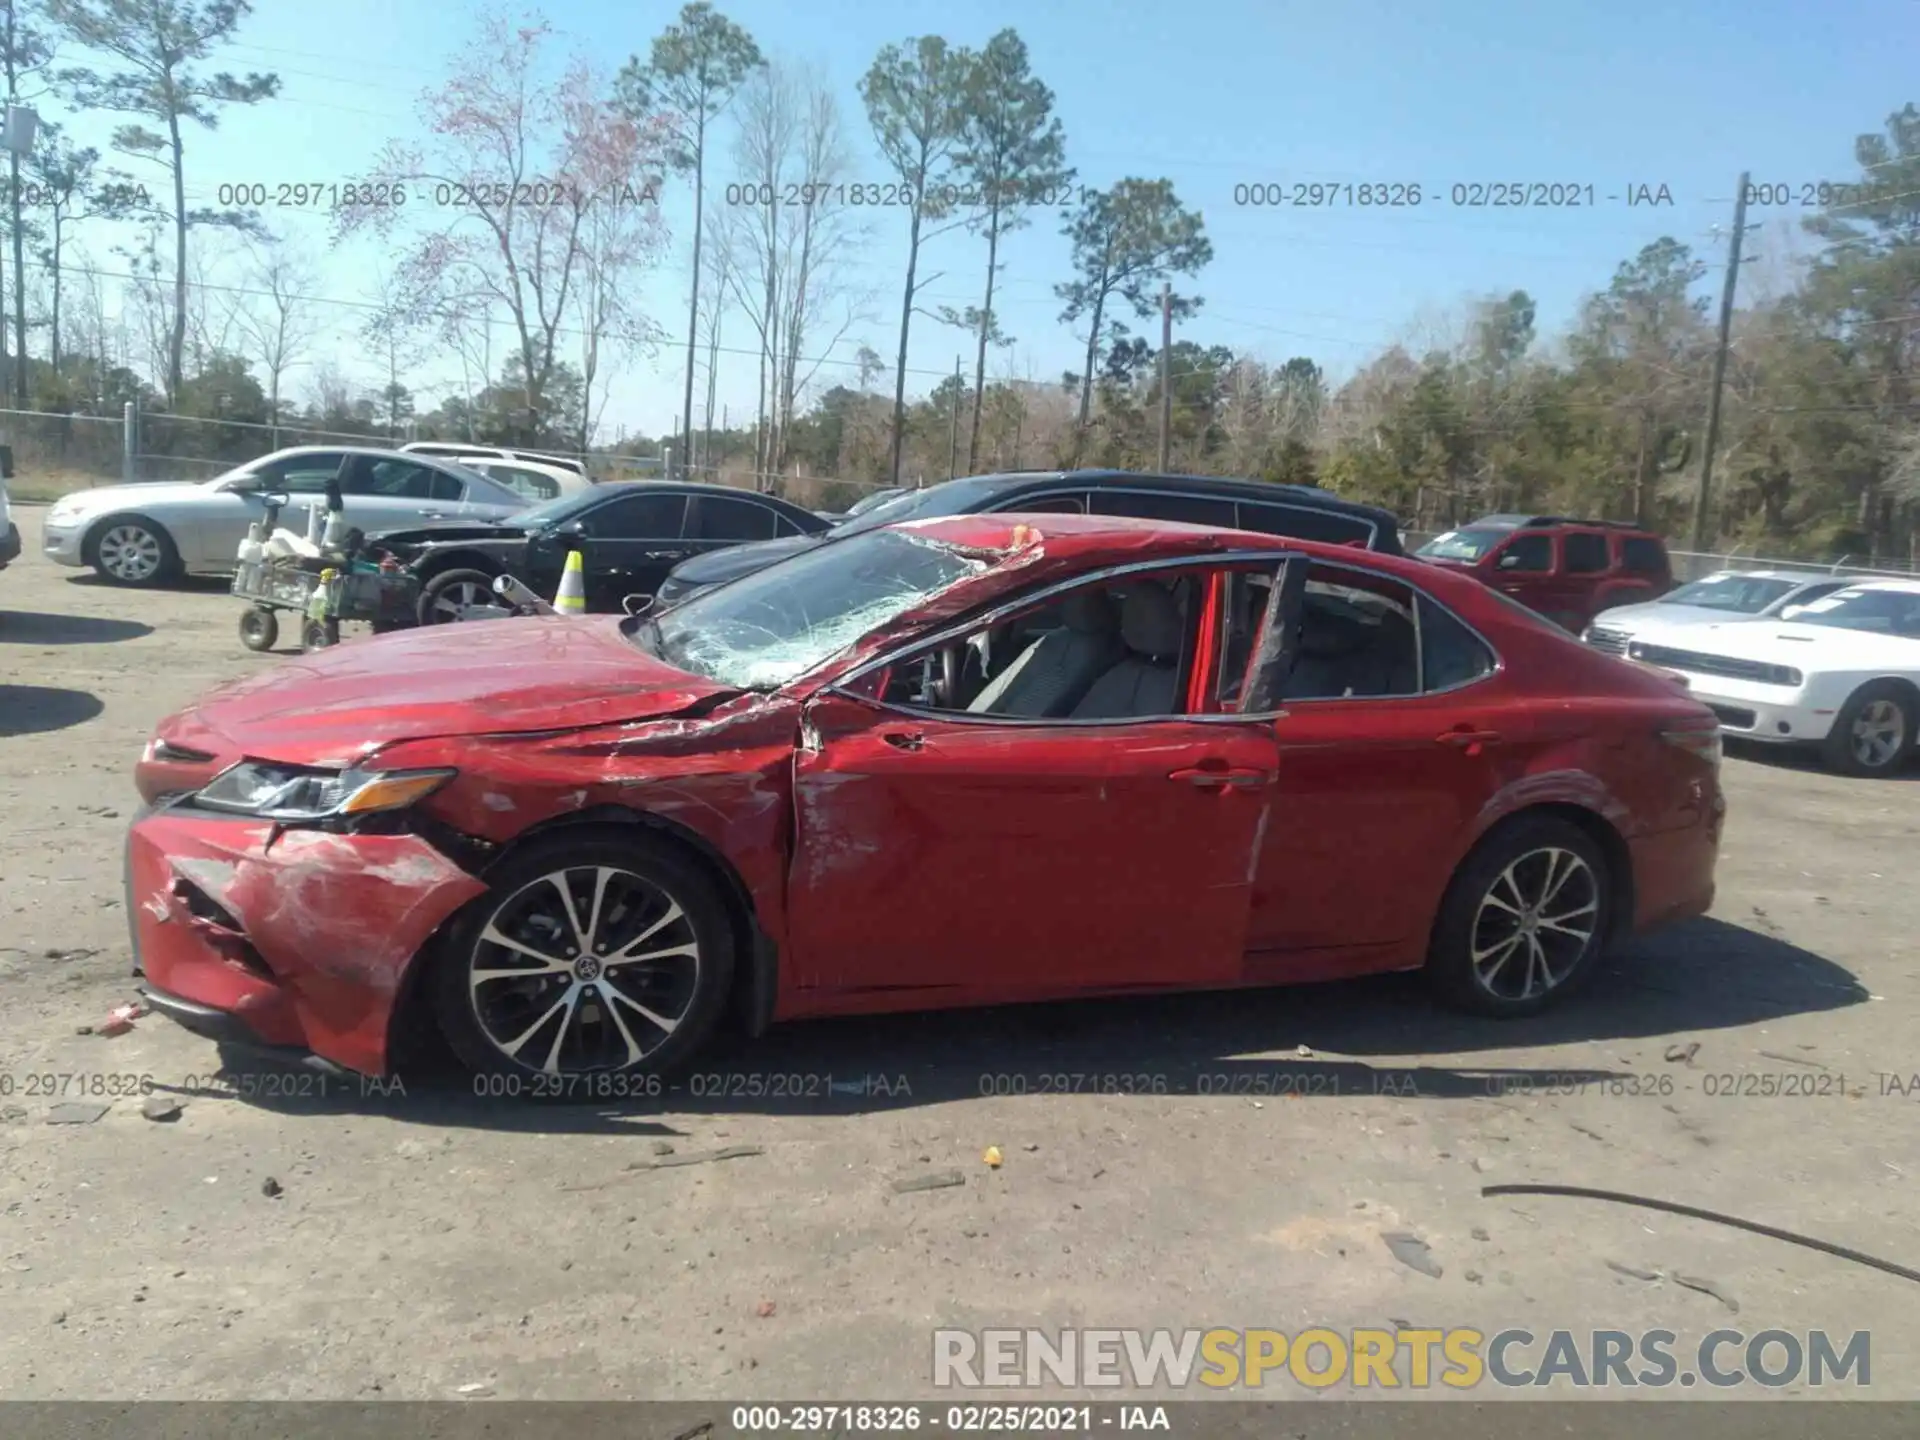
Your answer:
125;806;488;1075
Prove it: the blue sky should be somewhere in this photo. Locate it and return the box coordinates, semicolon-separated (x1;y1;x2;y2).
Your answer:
37;0;1917;445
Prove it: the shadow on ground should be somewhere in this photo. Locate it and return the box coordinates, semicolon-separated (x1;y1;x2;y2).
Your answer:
0;684;105;736
0;610;153;644
186;915;1866;1136
63;572;230;594
1726;738;1920;782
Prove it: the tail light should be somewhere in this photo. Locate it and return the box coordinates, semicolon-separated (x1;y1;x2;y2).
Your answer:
1661;725;1721;772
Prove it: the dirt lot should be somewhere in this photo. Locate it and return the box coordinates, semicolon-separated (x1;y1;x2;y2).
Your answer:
2;502;1917;1403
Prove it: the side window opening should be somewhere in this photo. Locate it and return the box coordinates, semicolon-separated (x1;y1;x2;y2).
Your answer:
875;571;1207;722
1563;531;1610;574
1497;533;1553;572
1418;595;1497;691
1277;565;1420;701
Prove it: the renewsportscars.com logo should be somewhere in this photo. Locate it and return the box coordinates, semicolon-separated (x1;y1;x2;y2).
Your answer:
933;1327;1871;1391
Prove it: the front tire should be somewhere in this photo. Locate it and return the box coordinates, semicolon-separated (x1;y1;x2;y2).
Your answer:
1426;816;1611;1017
87;515;180;587
1822;681;1916;777
430;831;737;1084
419;567;500;625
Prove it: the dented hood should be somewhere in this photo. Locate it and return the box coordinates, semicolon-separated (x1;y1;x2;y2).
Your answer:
174;616;730;764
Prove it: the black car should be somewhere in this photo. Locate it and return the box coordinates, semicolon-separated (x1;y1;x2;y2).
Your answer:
370;481;832;623
652;469;1403;607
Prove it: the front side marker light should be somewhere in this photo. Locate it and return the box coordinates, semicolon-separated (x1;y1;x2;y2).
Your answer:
338;769;458;816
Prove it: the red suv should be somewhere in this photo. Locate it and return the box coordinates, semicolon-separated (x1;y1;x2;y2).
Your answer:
1414;514;1673;633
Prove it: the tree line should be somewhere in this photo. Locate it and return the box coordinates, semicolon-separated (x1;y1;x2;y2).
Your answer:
2;1;1915;560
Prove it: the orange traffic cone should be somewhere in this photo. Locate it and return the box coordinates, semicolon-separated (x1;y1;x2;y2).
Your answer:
554;548;587;614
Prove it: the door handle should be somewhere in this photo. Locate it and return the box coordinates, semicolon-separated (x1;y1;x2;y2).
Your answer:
1439;728;1501;755
883;731;925;751
644;549;689;560
418;510;444;520
1169;765;1273;788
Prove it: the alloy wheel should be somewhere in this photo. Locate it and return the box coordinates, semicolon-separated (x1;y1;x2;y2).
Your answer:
97;524;162;582
1468;846;1599;1002
1849;699;1905;770
466;865;702;1074
429;579;494;622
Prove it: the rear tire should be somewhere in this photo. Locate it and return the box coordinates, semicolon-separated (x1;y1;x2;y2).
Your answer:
419;567;500;625
1426;815;1612;1017
87;515;180;587
1821;681;1916;777
429;830;737;1087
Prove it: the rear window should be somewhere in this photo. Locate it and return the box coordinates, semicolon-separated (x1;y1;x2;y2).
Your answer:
1089;491;1237;527
1236;501;1375;547
1562;532;1609;573
1620;536;1666;573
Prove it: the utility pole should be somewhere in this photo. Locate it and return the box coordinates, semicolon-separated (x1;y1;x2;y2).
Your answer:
1693;171;1752;552
1157;282;1173;472
947;356;961;480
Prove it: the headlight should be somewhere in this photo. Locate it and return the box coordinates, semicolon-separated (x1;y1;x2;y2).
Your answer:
47;499;84;522
194;762;455;821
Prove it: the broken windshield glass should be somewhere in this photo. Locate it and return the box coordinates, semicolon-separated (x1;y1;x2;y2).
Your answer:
650;528;987;689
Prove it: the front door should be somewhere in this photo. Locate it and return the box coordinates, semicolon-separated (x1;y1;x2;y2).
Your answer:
1485;531;1573;627
786;696;1279;999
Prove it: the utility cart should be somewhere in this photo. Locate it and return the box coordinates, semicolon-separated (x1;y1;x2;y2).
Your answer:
232;558;420;653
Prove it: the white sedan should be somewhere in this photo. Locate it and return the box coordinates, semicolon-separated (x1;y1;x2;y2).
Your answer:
41;446;530;586
1583;569;1861;655
1624;578;1920;776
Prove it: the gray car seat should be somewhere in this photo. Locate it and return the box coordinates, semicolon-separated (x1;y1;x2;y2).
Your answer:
967;589;1125;717
1281;599;1419;699
1067;582;1186;719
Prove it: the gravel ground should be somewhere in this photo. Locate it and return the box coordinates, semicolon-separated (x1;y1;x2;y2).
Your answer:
2;504;1916;1403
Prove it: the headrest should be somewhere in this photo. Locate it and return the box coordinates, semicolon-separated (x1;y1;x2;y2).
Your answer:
1060;588;1119;635
1297;607;1371;659
1120;582;1183;659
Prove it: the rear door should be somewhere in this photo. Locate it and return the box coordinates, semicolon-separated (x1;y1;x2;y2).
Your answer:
337;455;474;534
685;492;779;561
1234;571;1517;975
551;490;690;606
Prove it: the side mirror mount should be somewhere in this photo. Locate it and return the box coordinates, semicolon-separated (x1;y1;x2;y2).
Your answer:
260;490;290;510
622;594;656;618
552;518;587;539
1497;552;1521;570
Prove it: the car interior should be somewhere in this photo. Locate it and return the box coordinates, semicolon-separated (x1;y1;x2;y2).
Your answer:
867;562;1425;721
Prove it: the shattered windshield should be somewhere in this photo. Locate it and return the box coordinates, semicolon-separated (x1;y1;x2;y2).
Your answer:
1661;575;1798;611
649;527;987;688
1416;528;1507;561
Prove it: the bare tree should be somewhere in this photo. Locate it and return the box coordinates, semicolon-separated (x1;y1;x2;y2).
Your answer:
774;70;866;471
618;2;762;478
233;235;316;445
724;61;869;481
339;11;669;443
49;0;278;403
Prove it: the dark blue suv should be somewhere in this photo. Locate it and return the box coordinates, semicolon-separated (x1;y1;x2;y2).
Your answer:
652;469;1402;608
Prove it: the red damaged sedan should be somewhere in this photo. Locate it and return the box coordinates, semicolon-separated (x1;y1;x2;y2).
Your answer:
129;513;1724;1082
